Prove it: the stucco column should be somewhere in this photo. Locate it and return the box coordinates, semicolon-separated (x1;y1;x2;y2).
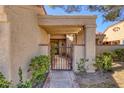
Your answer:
0;6;11;81
84;25;96;73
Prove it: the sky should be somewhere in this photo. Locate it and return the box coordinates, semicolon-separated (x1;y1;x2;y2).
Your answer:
44;5;117;32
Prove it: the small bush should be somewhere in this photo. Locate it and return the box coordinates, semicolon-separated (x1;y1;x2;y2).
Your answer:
102;53;112;71
17;81;32;88
103;52;112;56
95;55;103;72
29;55;50;87
29;55;50;72
16;67;32;88
0;72;11;88
16;80;32;88
95;52;112;72
77;58;85;74
112;48;124;62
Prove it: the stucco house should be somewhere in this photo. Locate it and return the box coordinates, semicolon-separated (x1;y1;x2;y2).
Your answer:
0;5;97;84
103;21;124;45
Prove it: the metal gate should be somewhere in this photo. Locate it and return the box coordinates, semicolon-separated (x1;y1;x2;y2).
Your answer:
51;46;72;70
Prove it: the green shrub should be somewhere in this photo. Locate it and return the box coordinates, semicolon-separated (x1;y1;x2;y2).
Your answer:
0;72;11;88
16;80;32;88
29;55;50;86
112;48;124;62
29;55;50;72
102;53;112;71
95;55;104;72
103;52;112;56
18;67;23;83
16;67;32;88
77;58;85;74
95;52;112;72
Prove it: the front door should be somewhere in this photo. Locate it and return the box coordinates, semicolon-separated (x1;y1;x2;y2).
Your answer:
50;39;72;70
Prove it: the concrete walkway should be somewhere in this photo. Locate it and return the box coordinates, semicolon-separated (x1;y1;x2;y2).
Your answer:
43;71;79;88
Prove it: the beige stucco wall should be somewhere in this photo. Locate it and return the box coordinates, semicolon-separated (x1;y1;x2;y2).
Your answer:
0;6;49;84
0;6;11;80
73;45;84;72
0;22;11;80
50;34;66;39
39;28;49;56
40;27;49;44
39;45;49;55
96;45;124;55
104;21;124;44
76;31;85;44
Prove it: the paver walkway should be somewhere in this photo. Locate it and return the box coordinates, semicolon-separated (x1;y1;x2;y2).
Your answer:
43;71;79;88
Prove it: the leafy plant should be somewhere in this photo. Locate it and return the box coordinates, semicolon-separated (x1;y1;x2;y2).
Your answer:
77;58;86;74
31;68;46;86
112;48;124;62
18;67;23;83
29;55;50;72
102;53;112;71
95;52;112;72
0;72;11;88
95;55;104;72
103;52;112;56
16;80;32;88
16;67;32;88
29;55;50;86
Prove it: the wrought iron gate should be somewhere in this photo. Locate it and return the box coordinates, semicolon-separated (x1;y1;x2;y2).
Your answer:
51;46;72;70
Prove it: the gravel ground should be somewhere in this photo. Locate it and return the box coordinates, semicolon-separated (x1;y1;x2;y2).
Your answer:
75;71;118;88
75;62;124;88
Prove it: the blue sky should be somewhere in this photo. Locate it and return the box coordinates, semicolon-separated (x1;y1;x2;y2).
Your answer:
44;5;117;32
